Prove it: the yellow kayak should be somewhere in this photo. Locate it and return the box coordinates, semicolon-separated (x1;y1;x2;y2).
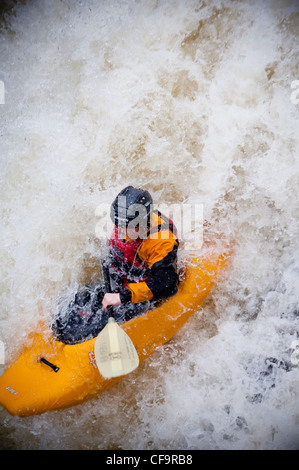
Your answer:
0;249;230;417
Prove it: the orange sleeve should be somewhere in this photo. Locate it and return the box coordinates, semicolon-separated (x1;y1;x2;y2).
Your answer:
138;230;178;268
127;228;178;304
127;282;154;304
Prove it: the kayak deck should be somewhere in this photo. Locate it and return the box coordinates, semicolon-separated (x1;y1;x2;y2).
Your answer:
0;250;230;417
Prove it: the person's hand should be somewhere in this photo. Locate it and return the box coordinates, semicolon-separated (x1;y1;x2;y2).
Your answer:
102;293;121;311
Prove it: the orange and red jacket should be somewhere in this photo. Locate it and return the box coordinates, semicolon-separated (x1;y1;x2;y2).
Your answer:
108;210;179;304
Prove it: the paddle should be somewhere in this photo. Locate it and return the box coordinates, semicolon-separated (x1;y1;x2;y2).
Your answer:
94;262;139;379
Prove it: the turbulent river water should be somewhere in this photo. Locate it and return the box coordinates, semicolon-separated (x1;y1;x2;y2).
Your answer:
0;0;298;450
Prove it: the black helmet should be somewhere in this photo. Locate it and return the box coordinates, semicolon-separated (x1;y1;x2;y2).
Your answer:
110;186;153;227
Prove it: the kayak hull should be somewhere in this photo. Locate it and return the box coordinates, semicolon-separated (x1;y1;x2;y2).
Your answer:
0;250;230;417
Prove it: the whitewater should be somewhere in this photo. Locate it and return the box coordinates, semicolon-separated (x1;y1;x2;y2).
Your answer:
0;0;298;450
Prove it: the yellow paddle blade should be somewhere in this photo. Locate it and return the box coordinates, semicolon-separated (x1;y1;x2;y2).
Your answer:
94;317;139;379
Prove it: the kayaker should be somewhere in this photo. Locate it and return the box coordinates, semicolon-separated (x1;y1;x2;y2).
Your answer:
102;185;179;311
52;186;179;344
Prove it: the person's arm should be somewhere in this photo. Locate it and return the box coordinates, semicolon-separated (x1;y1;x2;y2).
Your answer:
121;237;179;304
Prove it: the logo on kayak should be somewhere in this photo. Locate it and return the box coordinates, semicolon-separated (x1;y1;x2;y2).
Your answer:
89;352;98;369
5;386;18;395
